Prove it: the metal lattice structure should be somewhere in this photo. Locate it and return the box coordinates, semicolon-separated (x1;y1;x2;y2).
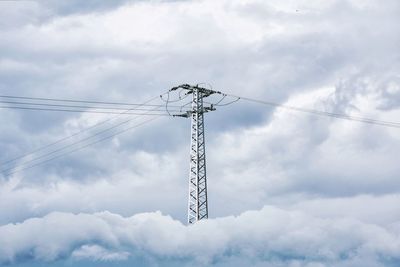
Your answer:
168;84;219;224
188;88;208;223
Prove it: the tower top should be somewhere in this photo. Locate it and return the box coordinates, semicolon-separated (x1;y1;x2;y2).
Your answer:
168;84;219;118
169;84;221;98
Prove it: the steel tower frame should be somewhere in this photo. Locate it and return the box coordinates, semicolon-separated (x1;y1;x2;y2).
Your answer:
169;84;219;224
188;88;208;223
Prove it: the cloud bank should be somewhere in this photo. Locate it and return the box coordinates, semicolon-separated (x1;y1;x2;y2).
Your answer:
1;206;400;267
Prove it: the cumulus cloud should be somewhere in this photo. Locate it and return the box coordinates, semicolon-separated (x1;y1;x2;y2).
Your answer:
1;206;400;266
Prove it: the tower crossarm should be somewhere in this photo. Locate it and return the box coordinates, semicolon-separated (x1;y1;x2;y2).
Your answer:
169;84;222;98
172;105;216;118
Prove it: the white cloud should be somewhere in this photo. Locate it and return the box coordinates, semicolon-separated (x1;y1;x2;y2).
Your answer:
0;206;400;266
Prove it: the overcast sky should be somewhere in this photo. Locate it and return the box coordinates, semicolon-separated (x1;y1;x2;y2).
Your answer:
0;0;400;266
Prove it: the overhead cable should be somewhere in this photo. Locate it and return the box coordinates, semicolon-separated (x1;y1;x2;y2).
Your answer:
0;105;176;115
0;92;169;167
0;100;187;110
0;94;183;107
4;116;161;176
223;93;400;129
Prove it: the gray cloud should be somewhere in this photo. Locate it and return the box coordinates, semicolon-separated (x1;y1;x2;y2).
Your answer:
38;0;135;16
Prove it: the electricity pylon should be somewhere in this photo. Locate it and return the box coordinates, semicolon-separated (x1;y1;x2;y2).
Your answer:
169;84;220;224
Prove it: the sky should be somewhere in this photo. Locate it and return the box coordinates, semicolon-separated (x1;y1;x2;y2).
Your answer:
0;0;400;266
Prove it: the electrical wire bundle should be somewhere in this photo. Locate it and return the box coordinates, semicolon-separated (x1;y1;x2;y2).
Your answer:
1;86;399;176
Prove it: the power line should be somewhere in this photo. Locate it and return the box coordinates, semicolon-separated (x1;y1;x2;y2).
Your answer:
0;105;186;115
4;85;399;226
223;93;400;129
0;100;187;111
2;100;171;173
4;116;161;176
0;94;183;107
5;87;399;177
213;94;240;106
1;115;144;172
0;92;169;167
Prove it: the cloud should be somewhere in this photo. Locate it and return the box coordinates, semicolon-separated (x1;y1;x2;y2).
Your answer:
0;148;189;224
38;0;135;16
72;245;130;261
0;84;398;228
0;206;400;266
206;85;400;218
0;1;400;266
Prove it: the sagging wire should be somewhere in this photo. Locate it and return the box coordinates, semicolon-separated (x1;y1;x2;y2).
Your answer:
163;85;243;118
214;94;227;105
164;89;171;116
203;94;241;107
160;88;191;117
214;95;241;106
